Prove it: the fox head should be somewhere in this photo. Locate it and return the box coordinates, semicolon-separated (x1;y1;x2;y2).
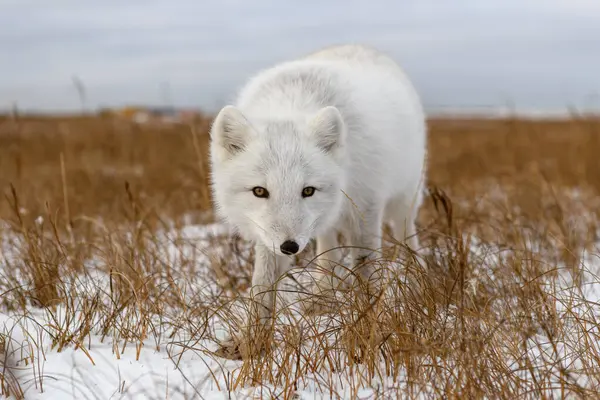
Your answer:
209;105;348;256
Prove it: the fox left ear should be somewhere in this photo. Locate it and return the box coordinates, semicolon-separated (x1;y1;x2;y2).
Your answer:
210;105;253;158
307;106;346;156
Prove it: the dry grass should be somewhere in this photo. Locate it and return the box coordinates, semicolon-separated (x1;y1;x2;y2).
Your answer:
0;113;599;398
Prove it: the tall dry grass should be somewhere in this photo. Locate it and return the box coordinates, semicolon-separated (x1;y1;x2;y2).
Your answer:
0;113;599;398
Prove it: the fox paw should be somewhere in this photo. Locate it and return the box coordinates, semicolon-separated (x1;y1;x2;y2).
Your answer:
214;335;243;360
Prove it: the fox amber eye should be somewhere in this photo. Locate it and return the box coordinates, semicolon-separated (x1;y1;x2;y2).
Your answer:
252;186;269;198
302;186;316;198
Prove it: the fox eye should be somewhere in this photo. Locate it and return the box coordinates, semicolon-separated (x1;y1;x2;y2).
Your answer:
302;187;316;198
252;186;269;198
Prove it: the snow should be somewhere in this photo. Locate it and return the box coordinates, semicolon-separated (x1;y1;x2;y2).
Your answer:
0;321;258;399
1;217;599;399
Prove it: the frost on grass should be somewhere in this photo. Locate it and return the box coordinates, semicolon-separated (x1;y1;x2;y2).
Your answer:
0;187;600;399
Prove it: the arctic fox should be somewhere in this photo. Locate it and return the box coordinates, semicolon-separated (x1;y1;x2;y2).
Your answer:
210;44;427;341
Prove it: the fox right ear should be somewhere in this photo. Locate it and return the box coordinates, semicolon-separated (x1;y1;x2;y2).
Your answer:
210;105;251;157
307;106;346;157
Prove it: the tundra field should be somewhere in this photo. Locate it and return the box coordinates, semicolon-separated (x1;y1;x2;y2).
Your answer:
0;113;599;399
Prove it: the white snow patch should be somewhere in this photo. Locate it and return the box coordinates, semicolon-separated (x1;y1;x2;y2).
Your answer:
1;218;599;399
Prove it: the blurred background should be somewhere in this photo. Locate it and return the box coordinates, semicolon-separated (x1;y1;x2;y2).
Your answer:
1;0;599;225
2;0;599;116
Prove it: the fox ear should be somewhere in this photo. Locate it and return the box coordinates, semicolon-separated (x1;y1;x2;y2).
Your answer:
307;106;346;156
210;105;252;157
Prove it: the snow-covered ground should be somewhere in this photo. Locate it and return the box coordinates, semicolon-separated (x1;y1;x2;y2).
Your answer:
1;217;599;399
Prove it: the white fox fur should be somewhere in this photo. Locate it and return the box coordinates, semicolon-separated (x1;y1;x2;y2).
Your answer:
210;44;427;334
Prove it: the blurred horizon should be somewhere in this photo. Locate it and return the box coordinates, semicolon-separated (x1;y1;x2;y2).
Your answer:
2;0;599;115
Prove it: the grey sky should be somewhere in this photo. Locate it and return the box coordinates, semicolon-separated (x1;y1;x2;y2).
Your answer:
1;0;599;113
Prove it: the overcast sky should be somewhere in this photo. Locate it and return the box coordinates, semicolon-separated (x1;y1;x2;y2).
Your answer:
1;0;599;114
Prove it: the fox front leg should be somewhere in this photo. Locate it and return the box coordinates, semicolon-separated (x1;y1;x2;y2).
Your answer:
217;244;291;360
313;230;344;292
301;230;345;315
244;245;292;355
249;244;291;324
348;207;384;290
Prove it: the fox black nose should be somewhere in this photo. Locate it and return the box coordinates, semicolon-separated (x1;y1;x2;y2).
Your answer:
280;240;300;255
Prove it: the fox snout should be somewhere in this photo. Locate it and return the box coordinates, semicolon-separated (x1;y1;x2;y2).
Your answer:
266;216;309;256
280;240;300;255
